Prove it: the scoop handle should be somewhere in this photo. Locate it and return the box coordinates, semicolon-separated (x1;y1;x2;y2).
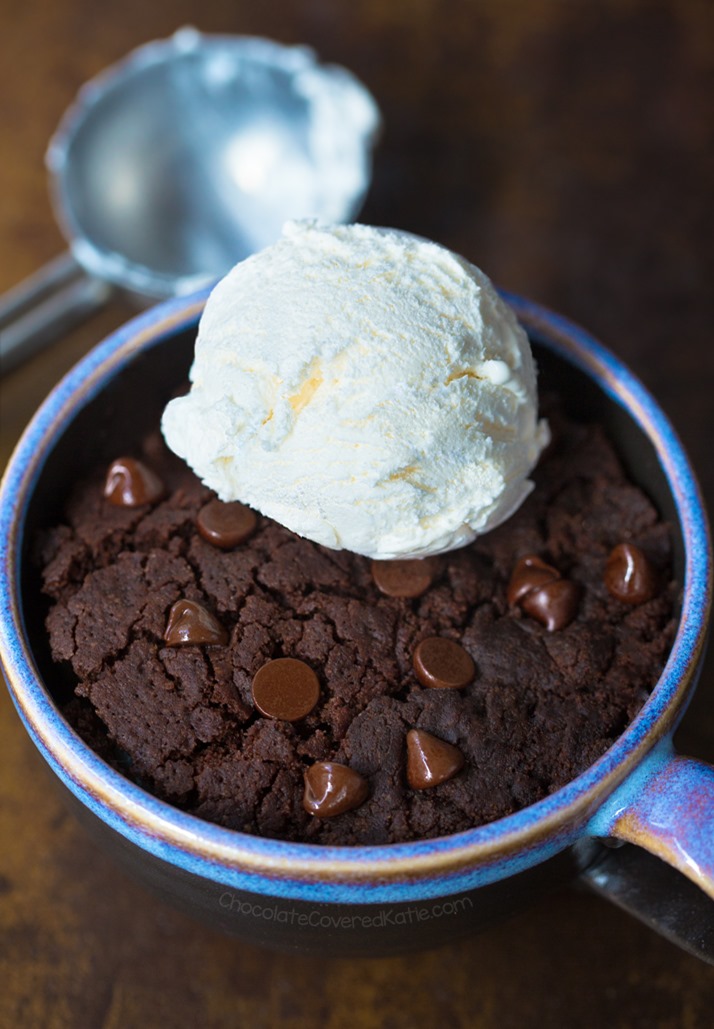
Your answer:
0;252;111;374
581;742;714;963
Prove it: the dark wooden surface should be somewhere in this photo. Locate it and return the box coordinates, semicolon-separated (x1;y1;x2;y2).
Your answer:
1;2;713;1026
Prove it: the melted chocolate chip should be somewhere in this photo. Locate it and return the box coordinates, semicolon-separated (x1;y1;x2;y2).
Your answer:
371;557;437;598
164;599;228;646
507;554;561;606
406;729;465;789
303;762;369;817
103;457;165;507
196;499;257;549
521;579;581;631
413;637;475;689
251;658;320;721
605;543;658;604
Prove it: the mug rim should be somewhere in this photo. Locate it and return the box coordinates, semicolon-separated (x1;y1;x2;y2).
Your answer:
0;291;710;891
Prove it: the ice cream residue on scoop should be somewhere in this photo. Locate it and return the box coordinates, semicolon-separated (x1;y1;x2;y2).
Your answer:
161;220;549;558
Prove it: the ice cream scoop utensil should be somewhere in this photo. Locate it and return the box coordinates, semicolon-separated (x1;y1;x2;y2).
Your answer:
0;29;380;373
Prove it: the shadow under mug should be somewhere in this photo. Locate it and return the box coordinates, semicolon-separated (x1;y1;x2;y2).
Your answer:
1;292;712;959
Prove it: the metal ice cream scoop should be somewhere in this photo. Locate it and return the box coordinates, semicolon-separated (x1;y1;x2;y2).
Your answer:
0;28;380;372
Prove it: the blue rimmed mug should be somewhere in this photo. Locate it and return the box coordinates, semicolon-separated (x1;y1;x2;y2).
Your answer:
1;292;712;958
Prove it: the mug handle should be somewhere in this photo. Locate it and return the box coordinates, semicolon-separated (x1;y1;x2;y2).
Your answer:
581;740;714;963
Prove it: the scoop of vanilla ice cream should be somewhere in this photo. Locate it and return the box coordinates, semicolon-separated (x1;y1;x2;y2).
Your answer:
161;221;549;559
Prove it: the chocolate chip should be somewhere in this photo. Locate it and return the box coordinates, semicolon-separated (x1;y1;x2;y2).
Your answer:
605;543;658;604
103;457;165;507
196;499;258;549
521;579;581;631
413;637;475;689
507;554;560;606
371;557;437;598
406;729;465;789
164;599;228;646
507;553;580;631
303;762;369;818
252;658;320;721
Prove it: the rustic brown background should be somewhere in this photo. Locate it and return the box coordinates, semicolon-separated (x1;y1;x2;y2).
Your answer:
1;1;713;1026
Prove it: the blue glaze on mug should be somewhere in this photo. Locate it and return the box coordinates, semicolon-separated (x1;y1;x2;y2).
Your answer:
590;740;714;894
0;292;711;917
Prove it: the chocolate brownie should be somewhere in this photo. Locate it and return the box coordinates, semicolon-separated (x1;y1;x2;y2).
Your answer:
38;400;677;845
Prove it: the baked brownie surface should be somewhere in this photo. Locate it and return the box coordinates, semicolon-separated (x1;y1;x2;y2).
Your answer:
38;402;677;845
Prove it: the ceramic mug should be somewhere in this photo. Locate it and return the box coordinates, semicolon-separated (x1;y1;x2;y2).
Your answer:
1;293;712;959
